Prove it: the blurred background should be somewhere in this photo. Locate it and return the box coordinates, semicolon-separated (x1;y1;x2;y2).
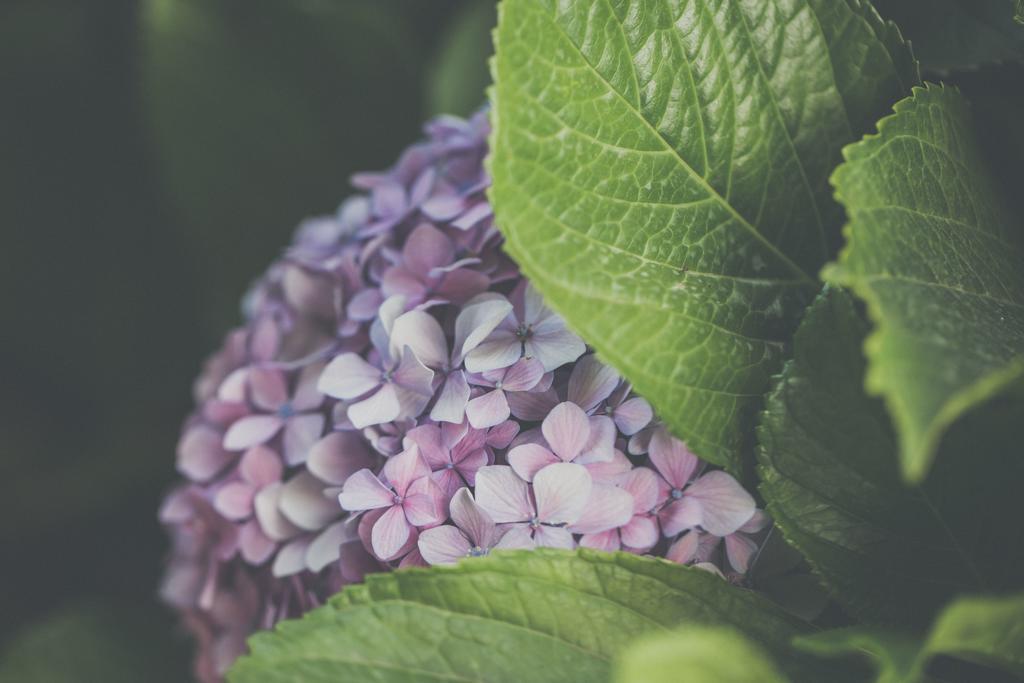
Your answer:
0;1;1021;680
0;1;494;679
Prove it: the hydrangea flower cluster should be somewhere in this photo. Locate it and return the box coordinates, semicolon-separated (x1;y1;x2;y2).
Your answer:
160;111;769;682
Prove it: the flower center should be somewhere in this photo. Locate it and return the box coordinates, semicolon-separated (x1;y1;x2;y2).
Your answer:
515;323;533;342
670;488;684;500
467;545;488;557
528;516;541;529
444;462;455;470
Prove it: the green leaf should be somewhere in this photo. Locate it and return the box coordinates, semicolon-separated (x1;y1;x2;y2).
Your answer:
426;1;496;117
1017;0;1024;25
758;286;1024;626
489;0;917;470
229;550;838;683
613;626;791;683
795;592;1024;681
823;84;1024;482
872;0;1024;72
0;601;189;683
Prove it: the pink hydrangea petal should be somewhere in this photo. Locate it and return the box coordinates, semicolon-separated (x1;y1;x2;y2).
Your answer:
372;181;407;216
337;469;394;512
435;269;490;305
282;414;325;466
453;293;514;362
389;310;448;368
278;472;339;531
620;467;660;513
177;425;235;482
659;497;704;537
253;482;303;542
620;515;659;551
222;415;284;451
318;353;382;400
531;525;575;550
382;445;431;496
381;265;424;301
214;482;255;521
398;546;428;568
272;536;312;578
420;194;466;221
306;518;360;573
524;327;585;372
725;532;760;574
403;424;449;470
403;223;455;276
218;367;249;403
391;347;435;396
648;429;699;489
238;520;276;565
474;465;532;523
430;371;471;424
448;487;495;548
579;530;620;552
248;368;288;411
306;432;374;486
576;415;616;464
464;334;521;373
347;384;402;429
684;471;756;536
371;505;413;560
584;449;634;483
541;402;591;462
507;387;560;421
492;524;535;550
667;530;700;564
452;201;492;230
533;462;591;525
485;420;520;449
417;525;471;565
739;509;771;534
569;484;634;534
291;363;326;411
612;397;653;436
339;539;380;584
465;389;510;429
520;283;543;323
567;355;619;412
347;288;384;321
239;445;283;487
403;476;446;527
500;357;545;392
453;448;488;485
507;443;559;482
432;467;465;502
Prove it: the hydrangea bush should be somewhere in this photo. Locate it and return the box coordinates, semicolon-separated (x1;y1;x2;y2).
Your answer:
160;111;767;681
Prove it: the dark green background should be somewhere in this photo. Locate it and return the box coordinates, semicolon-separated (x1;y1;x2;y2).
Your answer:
0;1;492;678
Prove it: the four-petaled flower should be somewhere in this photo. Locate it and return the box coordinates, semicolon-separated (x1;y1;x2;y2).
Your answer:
402;422;490;501
465;357;545;428
506;401;615;481
417;488;513;564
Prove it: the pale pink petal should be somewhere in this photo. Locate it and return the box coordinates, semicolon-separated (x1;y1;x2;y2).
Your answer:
279;472;339;531
448;487;495;548
473;465;532;523
612;397;653;435
507;387;560;421
217;367;249;403
739;509;771;534
403;223;454;275
532;525;575;550
347;384;401;429
238;520;276;565
500;357;545;392
389;310;448;368
580;530;620;552
464;334;521;373
239;445;283;487
453;293;513;362
248;368;288;411
725;533;760;574
214;482;255;521
465;389;510;429
684;471;756;536
318;353;381;400
339;539;380;583
451;201;492;230
382;445;431;496
272;536;312;577
417;525;471;565
177;425;235;481
659;497;704;537
282;414;325;465
222;415;283;451
567;355;619;412
337;469;394;512
291;362;326;411
393;384;432;421
667;531;700;564
371;505;413;560
253;483;302;542
620;515;659;551
306;432;374;486
521;283;544;323
432;467;465;502
492;524;535;550
584;449;634;483
525;327;585;372
533;462;591;525
648;430;699;489
403;476;446;527
430;371;471;423
391;346;435;396
306;518;360;572
576;415;616;464
507;443;558;482
454;447;489;485
695;562;726;579
620;467;660;513
569;484;633;534
398;547;428;568
485;420;520;449
420;194;466;221
347;288;384;321
403;424;449;469
541;402;591;462
435;270;490;306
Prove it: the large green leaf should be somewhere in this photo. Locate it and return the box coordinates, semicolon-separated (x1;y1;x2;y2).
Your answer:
229;550;837;683
795;592;1024;682
873;0;1024;72
823;85;1024;482
613;626;790;683
489;0;917;470
758;286;1024;626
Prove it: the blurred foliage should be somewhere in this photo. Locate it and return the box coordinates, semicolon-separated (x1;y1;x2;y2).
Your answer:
0;0;494;673
425;0;497;117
